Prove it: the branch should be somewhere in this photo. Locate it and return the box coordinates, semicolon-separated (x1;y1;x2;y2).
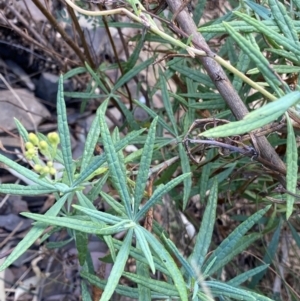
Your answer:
166;0;286;174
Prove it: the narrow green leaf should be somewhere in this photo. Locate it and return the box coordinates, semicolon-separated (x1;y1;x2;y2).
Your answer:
208;163;236;186
285;115;298;219
141;228;188;301
169;65;214;88
21;212;135;236
80;108;101;172
133;99;176;136
100;229;133;301
76;191;101;210
75;230;88;266
233;11;300;57
0;193;69;271
134;117;158;214
203;206;270;275
199;19;300;33
113;57;155;92
76;191;116;261
73;204;123;224
84;62;109;94
81;281;92;301
136;246;151;301
134;226;155;273
98;100;133;218
123;271;179;296
63;92;108;99
0;184;57;195
190;178;218;269
162;234;194;277
86;173;109;202
201;91;300;138
188;99;225;110
159;69;178;135
114;97;140;130
113;238;170;275
178;143;192;210
248;65;300;74
63;66;87;80
193;0;206;25
14;118;29;142
232;50;251;93
0;154;55;189
199;149;214;202
81;271;169;299
245;0;271;19
249;219;282;287
125;32;145;71
206;233;261;277
269;0;299;43
100;191;126;216
223;22;282;96
135;173;191;221
267;48;299;63
205;280;273;300
227;264;269;286
73;129;145;186
46;237;73;249
293;0;300;10
57;75;74;184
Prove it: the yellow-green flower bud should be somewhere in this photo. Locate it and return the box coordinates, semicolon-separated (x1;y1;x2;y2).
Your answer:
39;140;48;151
47;161;53;167
48;132;60;146
40;166;50;176
25;148;36;160
49;167;56;175
33;164;42;173
28;133;39;146
25;151;32;160
25;142;34;150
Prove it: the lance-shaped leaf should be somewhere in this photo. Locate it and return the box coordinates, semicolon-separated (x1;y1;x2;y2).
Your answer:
21;212;135;236
56;75;74;184
98;99;133;218
189;178;218;270
73;129;145;186
141;227;188;301
0;184;57;195
135;173;191;221
201;91;300;138
285;115;298;219
100;229;133;301
133;117;158;214
202;206;270;275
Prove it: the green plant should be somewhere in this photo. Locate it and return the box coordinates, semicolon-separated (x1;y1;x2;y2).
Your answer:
2;0;300;299
0;76;275;300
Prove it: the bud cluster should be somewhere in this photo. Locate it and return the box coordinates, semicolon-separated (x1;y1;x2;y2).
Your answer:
25;132;60;177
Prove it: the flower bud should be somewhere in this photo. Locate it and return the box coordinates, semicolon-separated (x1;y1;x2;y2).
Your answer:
28;133;39;146
25;148;36;160
25;142;34;150
39;140;48;151
40;166;50;176
49;167;56;175
33;164;42;173
47;161;53;167
48;132;60;146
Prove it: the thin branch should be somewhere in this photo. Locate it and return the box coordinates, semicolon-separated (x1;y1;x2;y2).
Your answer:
66;4;95;68
31;0;86;65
